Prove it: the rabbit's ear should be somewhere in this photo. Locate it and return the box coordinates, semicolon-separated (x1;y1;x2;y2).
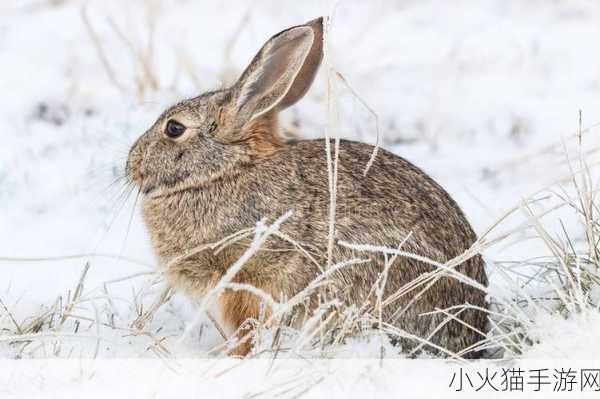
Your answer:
233;17;324;123
277;18;324;109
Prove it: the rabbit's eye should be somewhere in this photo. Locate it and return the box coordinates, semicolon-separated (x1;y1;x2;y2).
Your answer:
165;120;186;138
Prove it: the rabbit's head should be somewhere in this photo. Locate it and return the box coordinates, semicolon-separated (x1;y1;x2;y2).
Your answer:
127;18;323;196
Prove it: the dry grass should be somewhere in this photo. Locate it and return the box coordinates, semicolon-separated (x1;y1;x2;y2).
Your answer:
81;2;161;101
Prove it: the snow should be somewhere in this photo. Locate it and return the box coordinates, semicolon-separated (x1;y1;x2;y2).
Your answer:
1;0;600;397
523;311;600;359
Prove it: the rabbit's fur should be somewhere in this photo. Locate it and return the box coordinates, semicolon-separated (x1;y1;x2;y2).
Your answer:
126;17;488;357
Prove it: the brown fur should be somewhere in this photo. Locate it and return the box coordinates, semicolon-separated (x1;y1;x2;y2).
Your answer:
126;17;489;358
220;287;268;357
233;111;283;159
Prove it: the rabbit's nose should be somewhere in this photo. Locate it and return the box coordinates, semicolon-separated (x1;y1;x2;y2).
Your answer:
125;155;144;187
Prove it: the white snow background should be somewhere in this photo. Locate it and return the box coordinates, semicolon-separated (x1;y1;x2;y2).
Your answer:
1;0;600;397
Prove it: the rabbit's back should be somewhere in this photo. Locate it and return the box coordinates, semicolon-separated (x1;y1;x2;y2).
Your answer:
259;138;479;260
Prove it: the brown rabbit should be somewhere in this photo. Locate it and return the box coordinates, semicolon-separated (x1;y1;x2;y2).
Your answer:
126;17;488;358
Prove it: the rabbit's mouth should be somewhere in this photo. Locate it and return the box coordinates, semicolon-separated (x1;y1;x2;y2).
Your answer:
139;171;197;198
142;184;156;195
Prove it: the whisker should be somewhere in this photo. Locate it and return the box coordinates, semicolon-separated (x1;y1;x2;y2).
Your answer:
117;189;141;261
90;184;136;256
103;175;129;195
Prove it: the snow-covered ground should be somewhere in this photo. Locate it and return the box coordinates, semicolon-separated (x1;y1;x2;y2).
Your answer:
2;0;600;397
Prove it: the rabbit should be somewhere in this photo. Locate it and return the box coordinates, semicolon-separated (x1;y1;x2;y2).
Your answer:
126;17;489;358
